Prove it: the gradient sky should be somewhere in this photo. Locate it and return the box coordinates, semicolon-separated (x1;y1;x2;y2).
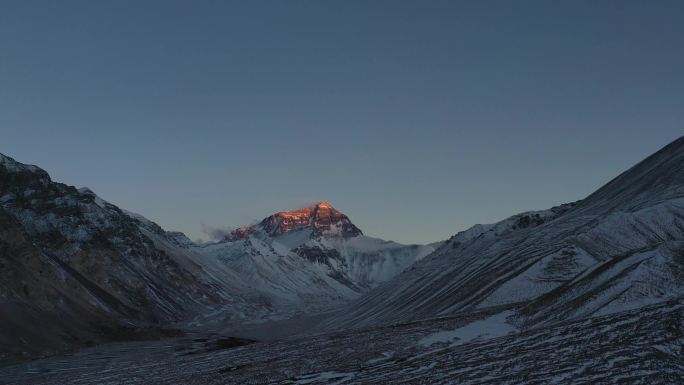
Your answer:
1;1;683;244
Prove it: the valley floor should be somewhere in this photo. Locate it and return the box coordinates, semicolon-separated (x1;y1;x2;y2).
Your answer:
2;298;682;385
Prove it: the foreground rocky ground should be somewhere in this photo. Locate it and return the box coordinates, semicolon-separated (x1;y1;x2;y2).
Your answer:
2;298;682;385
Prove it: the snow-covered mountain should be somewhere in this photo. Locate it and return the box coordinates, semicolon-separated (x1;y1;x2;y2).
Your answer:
0;154;436;362
3;136;684;384
5;136;684;383
324;136;684;331
225;201;362;240
184;202;438;325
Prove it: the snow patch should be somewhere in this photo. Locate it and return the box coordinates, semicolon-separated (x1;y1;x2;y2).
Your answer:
294;371;356;384
419;311;518;347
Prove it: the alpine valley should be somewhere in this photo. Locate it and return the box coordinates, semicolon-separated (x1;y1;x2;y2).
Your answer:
2;137;684;385
0;153;436;363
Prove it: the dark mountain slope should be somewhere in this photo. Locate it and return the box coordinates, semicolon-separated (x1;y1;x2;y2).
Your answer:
0;154;222;362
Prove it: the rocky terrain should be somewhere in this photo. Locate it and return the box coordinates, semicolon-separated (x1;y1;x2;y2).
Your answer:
1;298;681;384
0;154;225;363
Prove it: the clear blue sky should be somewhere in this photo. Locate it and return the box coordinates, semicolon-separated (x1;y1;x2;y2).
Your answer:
1;1;682;244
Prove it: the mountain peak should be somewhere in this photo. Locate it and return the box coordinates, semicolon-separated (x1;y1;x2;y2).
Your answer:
0;153;45;174
225;201;362;241
575;135;684;214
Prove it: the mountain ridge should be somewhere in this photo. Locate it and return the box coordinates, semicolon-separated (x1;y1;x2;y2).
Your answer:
321;135;684;330
2;135;683;372
225;201;362;241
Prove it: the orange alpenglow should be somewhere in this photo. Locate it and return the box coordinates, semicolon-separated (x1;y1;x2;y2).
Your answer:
225;201;362;240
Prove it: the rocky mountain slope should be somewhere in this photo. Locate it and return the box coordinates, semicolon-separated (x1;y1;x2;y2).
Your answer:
324;136;684;331
0;154;231;362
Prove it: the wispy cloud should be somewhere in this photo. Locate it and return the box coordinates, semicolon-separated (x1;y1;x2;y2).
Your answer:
201;223;234;240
